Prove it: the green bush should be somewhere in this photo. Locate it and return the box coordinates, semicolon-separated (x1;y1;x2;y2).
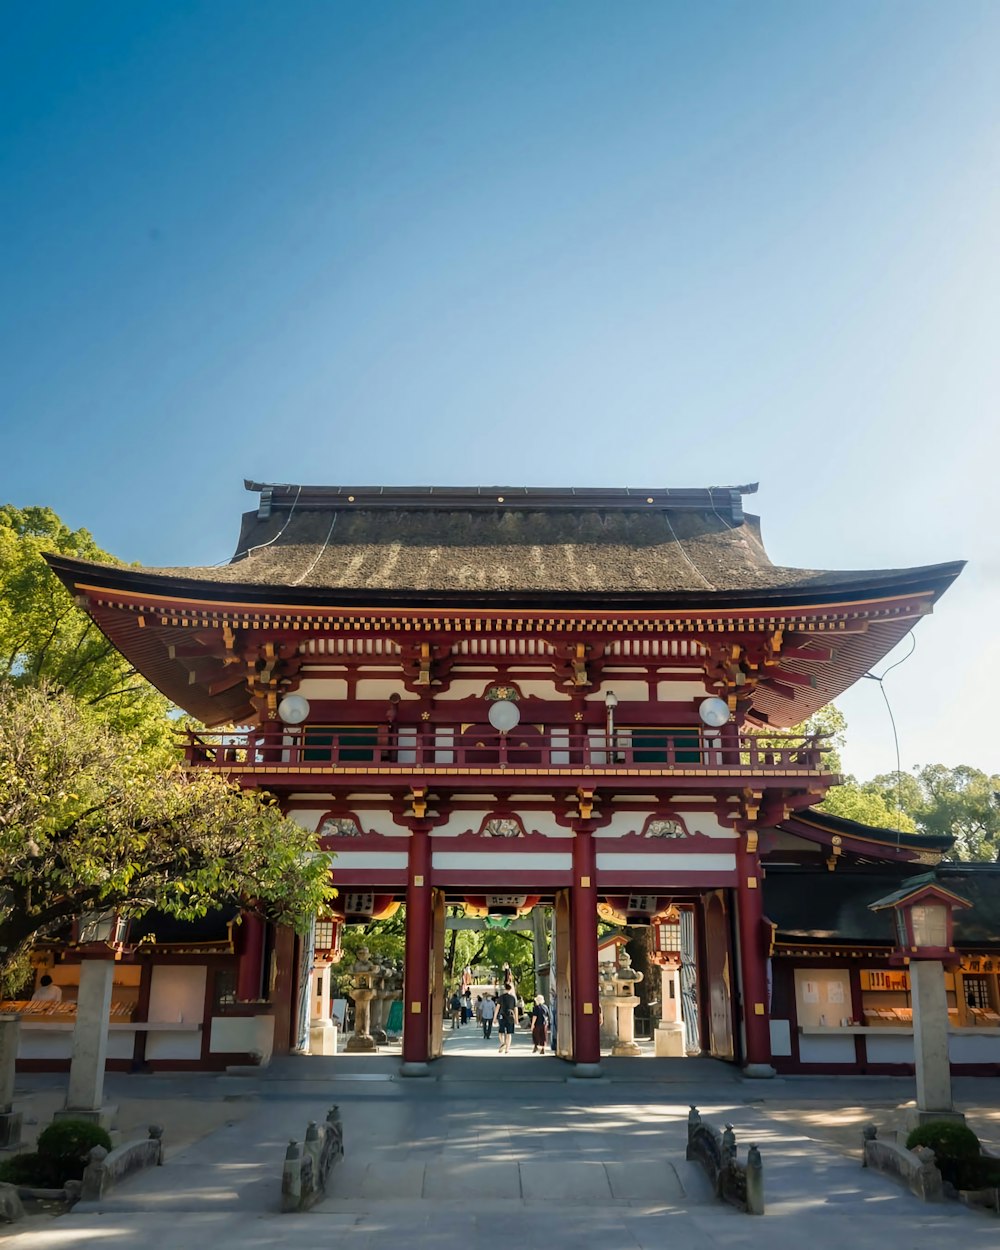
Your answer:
906;1121;983;1189
35;1119;113;1182
0;1152;62;1188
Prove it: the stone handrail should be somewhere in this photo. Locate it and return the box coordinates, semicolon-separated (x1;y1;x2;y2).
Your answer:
80;1125;164;1202
281;1105;344;1213
861;1124;943;1201
686;1106;763;1214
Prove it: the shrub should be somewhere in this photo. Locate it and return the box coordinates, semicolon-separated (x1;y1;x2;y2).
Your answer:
36;1119;113;1182
0;1152;59;1187
906;1120;982;1190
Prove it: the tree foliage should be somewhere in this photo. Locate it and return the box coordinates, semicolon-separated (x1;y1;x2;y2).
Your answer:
0;684;334;993
0;505;174;745
785;704;998;858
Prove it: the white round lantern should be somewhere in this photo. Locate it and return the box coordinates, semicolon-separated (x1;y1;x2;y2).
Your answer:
698;696;730;728
488;699;521;733
277;693;311;725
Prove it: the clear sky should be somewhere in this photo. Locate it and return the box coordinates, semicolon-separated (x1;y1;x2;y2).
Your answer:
3;2;998;781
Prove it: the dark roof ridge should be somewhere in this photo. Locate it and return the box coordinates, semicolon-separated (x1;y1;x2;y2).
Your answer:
244;480;759;521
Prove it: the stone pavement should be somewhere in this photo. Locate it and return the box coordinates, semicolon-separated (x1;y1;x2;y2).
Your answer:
4;1028;1000;1249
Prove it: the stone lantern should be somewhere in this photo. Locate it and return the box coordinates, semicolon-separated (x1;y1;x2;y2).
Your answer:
309;916;343;1057
870;874;972;1128
651;908;686;1058
611;950;644;1056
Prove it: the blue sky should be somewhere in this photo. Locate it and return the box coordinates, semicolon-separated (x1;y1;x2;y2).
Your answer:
3;2;999;779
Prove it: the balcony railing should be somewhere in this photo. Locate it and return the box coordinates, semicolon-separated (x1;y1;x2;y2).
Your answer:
181;728;829;775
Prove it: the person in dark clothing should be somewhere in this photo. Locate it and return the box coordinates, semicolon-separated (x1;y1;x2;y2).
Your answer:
497;979;519;1053
530;994;550;1053
450;990;462;1029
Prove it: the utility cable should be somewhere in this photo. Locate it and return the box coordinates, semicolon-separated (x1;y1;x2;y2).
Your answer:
661;508;716;590
290;511;338;587
861;632;917;839
212;484;303;566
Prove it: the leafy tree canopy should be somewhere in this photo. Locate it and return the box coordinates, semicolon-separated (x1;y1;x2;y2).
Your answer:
0;505;175;748
788;705;998;857
0;684;334;994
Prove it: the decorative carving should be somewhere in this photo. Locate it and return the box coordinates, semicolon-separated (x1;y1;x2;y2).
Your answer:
318;816;363;838
644;817;690;839
482;818;522;839
485;684;520;703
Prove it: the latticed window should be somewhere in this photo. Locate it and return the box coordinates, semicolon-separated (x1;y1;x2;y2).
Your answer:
964;977;991;1009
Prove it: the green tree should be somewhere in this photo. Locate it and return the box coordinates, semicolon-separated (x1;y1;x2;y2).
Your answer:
911;765;1000;861
0;505;174;745
0;684;333;993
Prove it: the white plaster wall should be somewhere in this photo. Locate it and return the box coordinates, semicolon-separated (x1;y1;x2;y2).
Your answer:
294;677;349;700
145;1027;203;1062
104;1031;137;1061
594;810;735;840
16;1028;73;1060
948;1032;1000;1064
508;680;571;701
585;681;649;702
798;1034;856;1064
356;678;419;701
656;680;710;700
595;852;737;874
434;680;496;701
289;809;329;832
209;1015;275;1061
864;1034;915;1065
428;810;566;839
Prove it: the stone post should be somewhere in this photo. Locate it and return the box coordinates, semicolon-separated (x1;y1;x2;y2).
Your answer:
907;959;964;1129
0;1015;22;1150
309;963;337;1056
58;958;117;1129
654;962;686;1057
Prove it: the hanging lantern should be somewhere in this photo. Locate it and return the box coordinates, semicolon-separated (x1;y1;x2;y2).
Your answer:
463;894;540;918
651;907;683;966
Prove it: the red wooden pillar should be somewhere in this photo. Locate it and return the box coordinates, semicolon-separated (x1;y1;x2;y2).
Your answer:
402;824;433;1073
236;913;265;1002
736;839;774;1076
570;826;602;1074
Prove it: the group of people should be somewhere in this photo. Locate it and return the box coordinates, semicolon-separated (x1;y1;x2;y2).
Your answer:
449;976;551;1055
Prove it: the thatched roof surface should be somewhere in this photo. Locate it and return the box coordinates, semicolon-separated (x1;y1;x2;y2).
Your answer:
69;491;961;600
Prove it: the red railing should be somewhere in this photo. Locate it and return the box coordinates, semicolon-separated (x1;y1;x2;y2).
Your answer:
181;728;829;773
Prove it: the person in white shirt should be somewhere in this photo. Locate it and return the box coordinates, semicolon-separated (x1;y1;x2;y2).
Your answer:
31;975;62;1003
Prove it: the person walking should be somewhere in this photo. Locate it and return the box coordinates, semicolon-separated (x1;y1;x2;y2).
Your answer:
480;993;496;1040
450;989;462;1029
496;979;519;1054
530;994;550;1054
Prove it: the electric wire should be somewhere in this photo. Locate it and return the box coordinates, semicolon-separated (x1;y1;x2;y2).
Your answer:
661;507;716;590
290;511;338;586
861;632;917;841
211;484;303;566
